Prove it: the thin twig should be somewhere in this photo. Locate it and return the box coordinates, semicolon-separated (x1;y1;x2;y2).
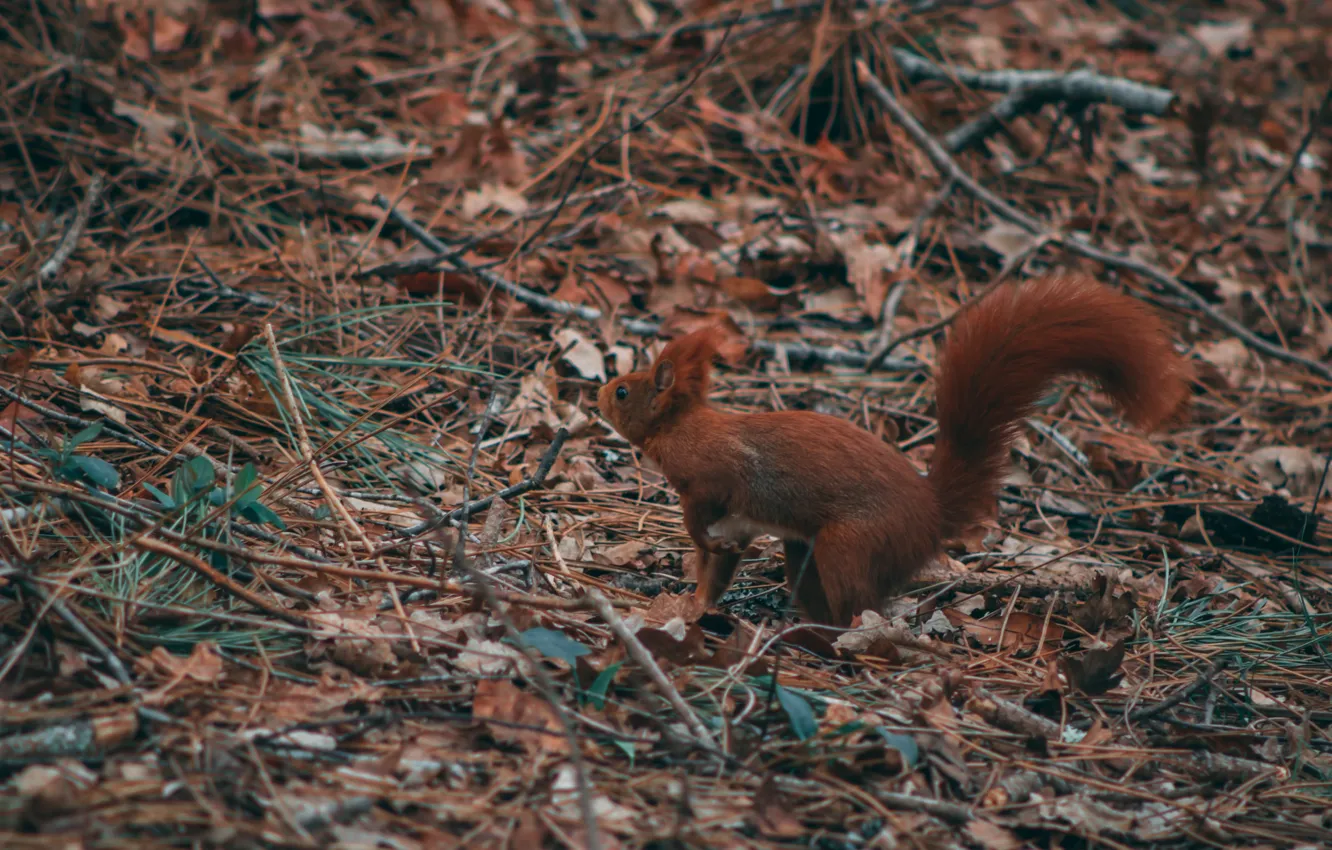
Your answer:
550;0;588;51
581;589;718;749
5;172;107;307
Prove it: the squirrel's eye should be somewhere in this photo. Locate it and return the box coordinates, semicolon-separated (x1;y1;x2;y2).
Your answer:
614;386;628;401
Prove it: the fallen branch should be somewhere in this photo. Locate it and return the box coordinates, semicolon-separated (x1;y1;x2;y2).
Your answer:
944;78;1084;153
373;197;920;372
5;172;106;307
581;589;719;749
891;48;1175;114
969;685;1064;740
260;136;433;165
855;59;1332;383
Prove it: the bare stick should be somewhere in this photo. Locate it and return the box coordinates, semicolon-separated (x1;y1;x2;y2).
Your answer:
944;78;1078;153
261;137;433;165
890;49;1174;114
374;199;920;372
581;589;718;749
6;172;106;306
855;59;1332;383
39;172;106;283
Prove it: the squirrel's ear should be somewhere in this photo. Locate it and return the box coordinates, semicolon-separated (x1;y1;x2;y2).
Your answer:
653;359;675;392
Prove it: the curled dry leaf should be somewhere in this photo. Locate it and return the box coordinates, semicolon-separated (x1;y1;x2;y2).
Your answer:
1061;638;1127;695
472;678;569;755
596;539;649;567
833;610;945;662
634;623;709;666
642;590;708;626
140;642;224;706
1247;445;1327;498
831;231;905;319
981;221;1037;264
410;89;470;127
718;275;780;309
454;636;531;677
553;328;607;382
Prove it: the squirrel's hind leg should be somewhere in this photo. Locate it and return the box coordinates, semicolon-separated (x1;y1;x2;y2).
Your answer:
808;525;884;627
782;539;836;625
693;546;746;609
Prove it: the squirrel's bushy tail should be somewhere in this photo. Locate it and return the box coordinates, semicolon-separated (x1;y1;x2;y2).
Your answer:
928;273;1192;539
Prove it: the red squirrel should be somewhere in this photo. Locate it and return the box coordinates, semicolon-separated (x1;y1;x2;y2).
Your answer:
597;273;1193;627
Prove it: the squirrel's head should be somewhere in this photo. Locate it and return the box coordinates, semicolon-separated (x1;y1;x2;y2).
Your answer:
597;327;728;447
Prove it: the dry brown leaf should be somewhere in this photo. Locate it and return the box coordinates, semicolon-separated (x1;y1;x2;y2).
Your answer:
411;89;470;127
596;539;649;567
753;774;803;838
554;328;606;382
1247;446;1326;498
966;819;1022;850
472;678;569;755
942;609;1061;651
718;275;780;308
1061;638;1126;695
642;591;707;625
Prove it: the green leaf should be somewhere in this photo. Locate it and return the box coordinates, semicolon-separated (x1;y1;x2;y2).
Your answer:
513;627;591;668
143;482;176;510
67;421;104;450
208;488;226;507
239;501;286;530
234;462;260;507
66;455;121;490
775;686;818;741
173;456;215;504
876;729;920;768
587;661;623;710
610;739;636;765
313;505;331;520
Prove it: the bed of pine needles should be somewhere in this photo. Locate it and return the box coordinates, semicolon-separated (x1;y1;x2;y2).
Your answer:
1;1;1331;848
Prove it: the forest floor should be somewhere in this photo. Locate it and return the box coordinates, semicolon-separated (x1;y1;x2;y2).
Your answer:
1;0;1331;848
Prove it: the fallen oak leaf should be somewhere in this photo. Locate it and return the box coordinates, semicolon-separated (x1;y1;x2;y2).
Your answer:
1061;637;1126;696
472;678;569;755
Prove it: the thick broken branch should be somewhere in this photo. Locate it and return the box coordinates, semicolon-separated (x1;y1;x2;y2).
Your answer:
891;48;1175;115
